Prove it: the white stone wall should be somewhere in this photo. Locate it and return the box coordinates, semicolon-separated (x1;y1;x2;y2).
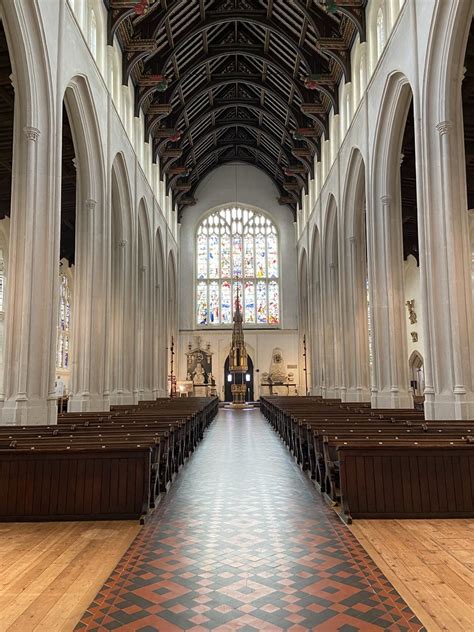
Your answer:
0;0;178;423
297;0;474;419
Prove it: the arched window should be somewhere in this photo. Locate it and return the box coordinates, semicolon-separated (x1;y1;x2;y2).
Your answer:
196;206;280;326
376;7;386;57
57;271;72;369
89;8;97;59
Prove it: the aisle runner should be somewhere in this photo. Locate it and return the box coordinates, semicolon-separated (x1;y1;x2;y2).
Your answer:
77;410;424;631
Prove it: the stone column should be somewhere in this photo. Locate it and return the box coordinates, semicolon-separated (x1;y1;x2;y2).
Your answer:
322;262;340;399
421;121;474;419
369;195;412;408
152;280;161;399
69;198;108;411
309;277;322;396
344;236;370;401
2;126;59;425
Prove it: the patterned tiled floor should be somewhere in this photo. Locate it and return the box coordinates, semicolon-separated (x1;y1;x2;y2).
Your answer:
77;409;425;631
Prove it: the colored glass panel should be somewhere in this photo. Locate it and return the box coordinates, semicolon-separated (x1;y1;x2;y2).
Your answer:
244;281;255;323
268;281;279;324
232;234;243;278
209;281;219;324
244;234;254;277
233;281;243;312
221;233;231;278
208;234;219;278
256;281;267;323
197;233;207;279
196;282;208;325
221;281;232;324
267;232;279;279
255;232;266;278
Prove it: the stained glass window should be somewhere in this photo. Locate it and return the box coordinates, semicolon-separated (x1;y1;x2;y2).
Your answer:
196;206;280;326
57;271;72;369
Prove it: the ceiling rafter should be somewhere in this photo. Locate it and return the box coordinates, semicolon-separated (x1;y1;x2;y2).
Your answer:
106;0;367;217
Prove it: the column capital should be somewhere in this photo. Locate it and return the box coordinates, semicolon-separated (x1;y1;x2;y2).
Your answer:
85;199;96;211
23;126;40;142
436;120;452;136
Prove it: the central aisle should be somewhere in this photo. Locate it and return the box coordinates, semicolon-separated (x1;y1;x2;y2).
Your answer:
77;410;423;631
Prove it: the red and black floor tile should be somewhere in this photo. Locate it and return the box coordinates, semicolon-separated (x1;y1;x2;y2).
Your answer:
76;409;425;631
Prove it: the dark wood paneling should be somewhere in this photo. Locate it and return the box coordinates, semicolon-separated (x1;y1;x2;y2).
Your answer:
339;446;474;520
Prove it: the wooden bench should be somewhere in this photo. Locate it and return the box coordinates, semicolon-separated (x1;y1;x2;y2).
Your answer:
0;397;218;522
0;446;151;521
261;396;474;520
338;443;474;522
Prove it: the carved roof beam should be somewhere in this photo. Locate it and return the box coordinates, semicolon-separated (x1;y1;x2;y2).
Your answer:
151;14;317;76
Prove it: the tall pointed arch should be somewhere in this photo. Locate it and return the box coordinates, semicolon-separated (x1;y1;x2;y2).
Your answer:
109;152;134;405
341;148;371;401
137;198;153;399
322;194;341;398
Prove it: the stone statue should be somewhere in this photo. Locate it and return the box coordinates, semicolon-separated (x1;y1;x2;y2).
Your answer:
269;347;287;384
193;362;206;385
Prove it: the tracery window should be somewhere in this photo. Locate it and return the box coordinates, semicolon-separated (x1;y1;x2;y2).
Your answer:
57;272;71;369
196;206;280;326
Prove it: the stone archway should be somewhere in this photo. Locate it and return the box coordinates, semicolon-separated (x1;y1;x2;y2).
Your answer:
408;350;424;398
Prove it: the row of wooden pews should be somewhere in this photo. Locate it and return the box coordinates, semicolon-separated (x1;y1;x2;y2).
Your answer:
0;397;218;522
261;396;474;522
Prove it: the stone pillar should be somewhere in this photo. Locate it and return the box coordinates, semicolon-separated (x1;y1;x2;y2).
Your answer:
69;198;108;411
322;262;340;399
369;195;413;408
343;236;371;401
152;279;162;398
108;239;134;405
2;126;59;425
421;121;474;419
309;277;322;396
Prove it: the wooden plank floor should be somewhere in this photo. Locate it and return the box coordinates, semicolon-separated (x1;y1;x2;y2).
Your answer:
350;519;474;632
0;521;140;632
0;520;472;631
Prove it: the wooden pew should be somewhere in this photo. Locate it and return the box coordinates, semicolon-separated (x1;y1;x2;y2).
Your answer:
261;396;474;520
0;397;219;522
0;446;151;521
338;443;474;522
